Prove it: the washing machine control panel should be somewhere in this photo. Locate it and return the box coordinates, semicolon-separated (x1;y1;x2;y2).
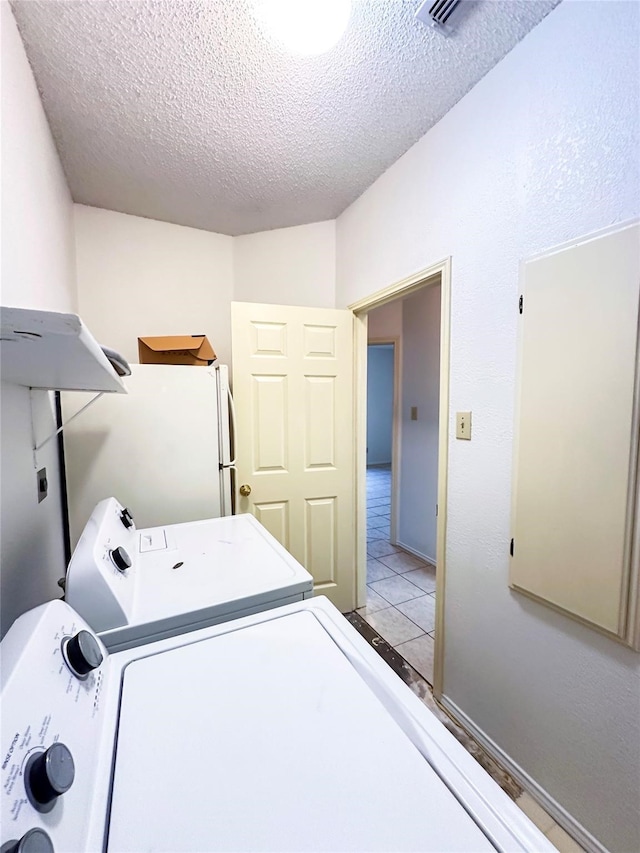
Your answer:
65;497;139;632
1;601;108;853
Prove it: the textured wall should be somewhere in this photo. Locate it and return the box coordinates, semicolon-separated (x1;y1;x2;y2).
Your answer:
74;205;233;366
234;221;336;308
1;4;76;310
0;2;76;635
398;286;440;563
74;209;337;367
336;2;640;851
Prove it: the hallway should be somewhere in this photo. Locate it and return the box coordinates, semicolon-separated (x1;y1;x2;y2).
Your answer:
358;464;437;685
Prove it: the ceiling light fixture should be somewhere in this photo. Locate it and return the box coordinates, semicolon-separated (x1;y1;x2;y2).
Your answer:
255;0;352;56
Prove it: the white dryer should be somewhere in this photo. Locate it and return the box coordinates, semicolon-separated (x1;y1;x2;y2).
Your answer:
0;597;556;853
64;497;313;650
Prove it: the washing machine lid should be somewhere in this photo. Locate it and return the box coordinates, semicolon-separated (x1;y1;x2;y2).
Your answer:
132;514;312;622
107;610;496;853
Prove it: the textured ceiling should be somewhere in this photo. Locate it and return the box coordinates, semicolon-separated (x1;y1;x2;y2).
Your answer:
11;0;560;236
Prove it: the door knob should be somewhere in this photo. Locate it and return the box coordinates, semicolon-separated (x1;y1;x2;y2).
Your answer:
239;484;252;497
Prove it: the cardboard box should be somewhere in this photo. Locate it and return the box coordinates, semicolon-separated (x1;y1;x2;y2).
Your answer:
137;335;216;366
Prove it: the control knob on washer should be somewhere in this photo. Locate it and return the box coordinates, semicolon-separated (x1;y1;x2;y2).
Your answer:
0;828;54;853
119;507;134;529
110;545;131;572
64;629;103;677
25;743;74;813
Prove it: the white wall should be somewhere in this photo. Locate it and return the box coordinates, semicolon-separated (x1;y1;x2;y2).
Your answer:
336;3;640;851
234;220;336;308
1;6;76;313
74;205;234;366
0;1;77;635
367;300;402;339
397;286;440;563
73;211;336;366
366;345;394;466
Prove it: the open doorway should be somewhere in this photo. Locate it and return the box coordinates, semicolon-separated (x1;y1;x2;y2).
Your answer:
350;260;451;695
366;340;396;547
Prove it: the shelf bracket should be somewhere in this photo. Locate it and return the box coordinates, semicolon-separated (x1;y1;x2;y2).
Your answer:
33;392;105;454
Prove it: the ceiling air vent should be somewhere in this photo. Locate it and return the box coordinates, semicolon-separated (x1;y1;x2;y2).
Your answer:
415;0;461;27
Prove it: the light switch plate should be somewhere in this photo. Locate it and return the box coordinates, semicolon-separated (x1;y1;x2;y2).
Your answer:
411;406;418;421
456;412;472;440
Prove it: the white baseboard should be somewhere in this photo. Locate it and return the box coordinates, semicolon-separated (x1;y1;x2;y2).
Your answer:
395;539;436;566
439;696;609;853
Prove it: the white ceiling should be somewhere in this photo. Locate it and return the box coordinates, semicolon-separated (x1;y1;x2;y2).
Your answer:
11;0;560;236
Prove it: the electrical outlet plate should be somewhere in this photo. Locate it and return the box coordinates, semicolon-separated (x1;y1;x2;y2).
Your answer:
456;412;472;440
37;467;48;503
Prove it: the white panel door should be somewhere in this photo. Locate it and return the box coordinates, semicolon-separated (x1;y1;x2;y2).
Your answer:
232;302;355;612
511;222;640;642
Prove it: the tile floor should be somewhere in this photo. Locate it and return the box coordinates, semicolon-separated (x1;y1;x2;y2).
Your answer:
358;464;436;685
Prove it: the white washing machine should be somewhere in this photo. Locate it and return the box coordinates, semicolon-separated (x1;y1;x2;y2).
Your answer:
64;497;313;651
0;597;556;853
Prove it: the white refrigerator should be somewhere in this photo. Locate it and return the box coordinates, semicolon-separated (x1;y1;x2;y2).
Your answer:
62;364;234;548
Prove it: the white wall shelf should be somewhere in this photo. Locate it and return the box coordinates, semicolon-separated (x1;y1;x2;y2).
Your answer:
1;306;127;393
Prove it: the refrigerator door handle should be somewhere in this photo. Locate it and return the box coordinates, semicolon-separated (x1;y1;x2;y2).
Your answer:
221;384;237;468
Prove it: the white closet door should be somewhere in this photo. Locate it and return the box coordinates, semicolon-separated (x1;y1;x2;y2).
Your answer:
511;222;640;643
231;302;355;612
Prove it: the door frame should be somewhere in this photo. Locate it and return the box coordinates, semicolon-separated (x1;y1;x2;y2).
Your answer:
366;338;401;549
349;257;452;698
